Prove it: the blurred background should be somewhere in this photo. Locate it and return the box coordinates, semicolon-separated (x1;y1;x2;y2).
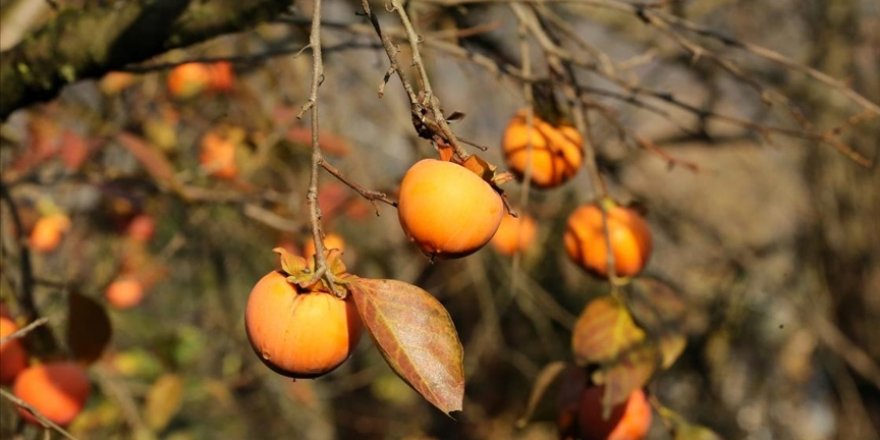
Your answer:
0;0;878;439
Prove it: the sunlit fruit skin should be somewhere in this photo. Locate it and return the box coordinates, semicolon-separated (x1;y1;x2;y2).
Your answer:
490;213;538;256
502;109;584;189
564;203;652;278
0;317;28;385
199;131;238;180
29;214;71;253
304;233;346;261
576;387;652;440
13;362;91;427
397;159;504;258
245;271;362;379
105;277;145;310
166;63;211;99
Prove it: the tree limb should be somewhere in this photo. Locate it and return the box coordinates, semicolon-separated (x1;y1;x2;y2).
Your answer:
0;0;293;119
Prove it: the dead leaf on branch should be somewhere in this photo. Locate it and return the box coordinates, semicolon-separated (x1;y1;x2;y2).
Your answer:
572;295;646;365
349;278;464;416
67;290;112;364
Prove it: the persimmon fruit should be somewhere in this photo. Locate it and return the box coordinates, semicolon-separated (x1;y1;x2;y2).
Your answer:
304;233;346;261
0;317;28;385
397;159;504;258
105;277;145;310
167;63;211;99
490;212;538;256
208;61;235;92
199;130;238;180
502;109;584;189
13;362;91;427
574;387;652;440
564;202;652;278
126;214;156;243
29;214;71;253
245;271;362;378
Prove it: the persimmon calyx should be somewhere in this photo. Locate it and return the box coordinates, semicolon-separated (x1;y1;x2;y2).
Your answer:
274;247;350;297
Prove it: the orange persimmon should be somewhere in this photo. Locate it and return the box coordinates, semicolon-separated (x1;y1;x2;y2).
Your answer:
502;109;583;189
397;159;504;258
13;362;91;427
245;271;362;378
0;317;28;385
564;201;652;278
490;212;538;256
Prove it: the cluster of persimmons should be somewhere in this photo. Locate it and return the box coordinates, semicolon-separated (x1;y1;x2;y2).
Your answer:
243;106;653;439
0;63;241;430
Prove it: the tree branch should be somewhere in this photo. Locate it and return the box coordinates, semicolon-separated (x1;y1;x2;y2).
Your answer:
0;0;293;119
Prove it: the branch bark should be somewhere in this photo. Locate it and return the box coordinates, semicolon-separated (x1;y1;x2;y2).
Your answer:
0;0;293;119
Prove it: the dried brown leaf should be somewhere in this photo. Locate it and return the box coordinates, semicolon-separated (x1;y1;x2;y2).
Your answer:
67;290;112;364
145;373;184;431
349;278;464;415
572;296;646;365
516;361;568;428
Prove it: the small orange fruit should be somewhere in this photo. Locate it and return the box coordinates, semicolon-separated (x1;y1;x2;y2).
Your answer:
13;362;91;427
208;61;235;92
245;271;362;378
575;387;652;440
99;72;137;95
29;214;71;253
304;233;346;261
490;212;538;256
502;109;584;188
105;277;145;310
0;317;28;385
126;214;156;243
397;159;504;258
167;63;212;99
564;202;652;278
199;130;238;180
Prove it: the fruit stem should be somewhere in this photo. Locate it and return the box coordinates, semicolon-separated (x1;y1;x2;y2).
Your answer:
299;0;341;298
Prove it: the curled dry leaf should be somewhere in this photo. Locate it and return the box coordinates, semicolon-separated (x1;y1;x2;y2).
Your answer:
516;361;569;428
348;278;464;415
590;343;657;409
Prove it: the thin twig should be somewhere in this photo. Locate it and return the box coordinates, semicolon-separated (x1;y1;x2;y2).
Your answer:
0;388;79;440
0;317;49;345
300;0;343;296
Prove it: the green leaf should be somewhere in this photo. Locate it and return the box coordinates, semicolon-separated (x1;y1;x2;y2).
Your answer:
349;278;464;415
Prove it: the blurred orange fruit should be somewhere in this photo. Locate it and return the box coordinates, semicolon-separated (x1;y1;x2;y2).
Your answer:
199;130;238;180
167;63;211;99
397;159;504;258
575;387;652;440
245;271;362;378
208;61;235;92
502;109;583;188
490;212;538;256
105;277;145;310
13;362;91;427
29;214;71;253
304;233;346;261
126;214;156;243
0;317;28;385
564;202;652;278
